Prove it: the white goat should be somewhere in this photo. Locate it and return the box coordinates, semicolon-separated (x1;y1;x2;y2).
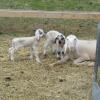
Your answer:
43;30;65;59
8;29;44;63
50;35;96;66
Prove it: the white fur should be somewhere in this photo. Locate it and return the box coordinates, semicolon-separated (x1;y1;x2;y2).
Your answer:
8;29;44;63
50;35;96;66
73;39;96;65
43;30;65;59
65;35;96;65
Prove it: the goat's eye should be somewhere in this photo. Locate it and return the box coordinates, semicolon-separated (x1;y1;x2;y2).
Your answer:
74;38;76;41
57;51;60;55
62;51;64;55
63;40;65;44
40;32;42;34
55;37;58;40
61;37;64;40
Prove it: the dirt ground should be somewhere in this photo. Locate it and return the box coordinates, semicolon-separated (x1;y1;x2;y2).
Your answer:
0;17;98;100
0;33;93;100
0;10;100;19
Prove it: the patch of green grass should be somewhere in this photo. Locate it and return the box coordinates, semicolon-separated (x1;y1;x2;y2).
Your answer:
0;17;99;39
0;0;100;11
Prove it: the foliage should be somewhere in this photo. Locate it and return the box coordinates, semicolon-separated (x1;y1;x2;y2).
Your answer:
0;0;100;11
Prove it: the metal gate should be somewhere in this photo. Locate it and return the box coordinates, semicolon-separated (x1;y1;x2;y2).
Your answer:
92;23;100;100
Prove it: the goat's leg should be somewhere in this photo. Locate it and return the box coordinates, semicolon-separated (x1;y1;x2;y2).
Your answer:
8;47;12;59
56;43;60;59
35;51;41;64
88;62;95;67
60;50;65;59
56;52;60;59
9;47;15;61
73;57;95;66
49;55;69;67
52;44;57;54
73;57;86;65
43;40;51;56
29;47;34;60
33;47;41;63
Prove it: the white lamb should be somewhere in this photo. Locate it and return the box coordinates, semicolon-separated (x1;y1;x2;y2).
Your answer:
8;29;44;63
50;34;96;66
43;30;65;59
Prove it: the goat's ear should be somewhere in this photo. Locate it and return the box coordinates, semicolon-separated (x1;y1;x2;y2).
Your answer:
39;30;44;36
61;35;65;38
54;35;59;43
36;33;40;41
74;38;78;46
63;39;65;44
39;30;41;34
61;35;63;37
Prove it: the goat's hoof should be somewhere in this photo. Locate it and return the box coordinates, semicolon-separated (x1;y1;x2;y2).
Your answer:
37;61;41;63
36;59;42;64
88;62;94;67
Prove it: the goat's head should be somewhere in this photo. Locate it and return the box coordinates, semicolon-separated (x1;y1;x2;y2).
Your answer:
55;34;65;47
55;34;66;59
35;29;45;40
65;34;78;52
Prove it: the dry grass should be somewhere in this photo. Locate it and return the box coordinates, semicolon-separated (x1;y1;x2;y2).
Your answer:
0;33;93;100
0;18;98;100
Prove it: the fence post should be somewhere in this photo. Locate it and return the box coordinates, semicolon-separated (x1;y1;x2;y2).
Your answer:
91;23;100;100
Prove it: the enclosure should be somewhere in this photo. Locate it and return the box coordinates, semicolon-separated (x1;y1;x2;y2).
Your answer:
0;16;99;100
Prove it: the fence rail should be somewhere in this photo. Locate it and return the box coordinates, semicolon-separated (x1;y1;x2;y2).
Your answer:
0;9;100;19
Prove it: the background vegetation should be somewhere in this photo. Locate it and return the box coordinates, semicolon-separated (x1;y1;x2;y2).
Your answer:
0;17;98;38
0;0;100;11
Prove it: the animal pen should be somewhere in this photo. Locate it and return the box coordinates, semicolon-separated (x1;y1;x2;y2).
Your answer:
0;9;100;100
